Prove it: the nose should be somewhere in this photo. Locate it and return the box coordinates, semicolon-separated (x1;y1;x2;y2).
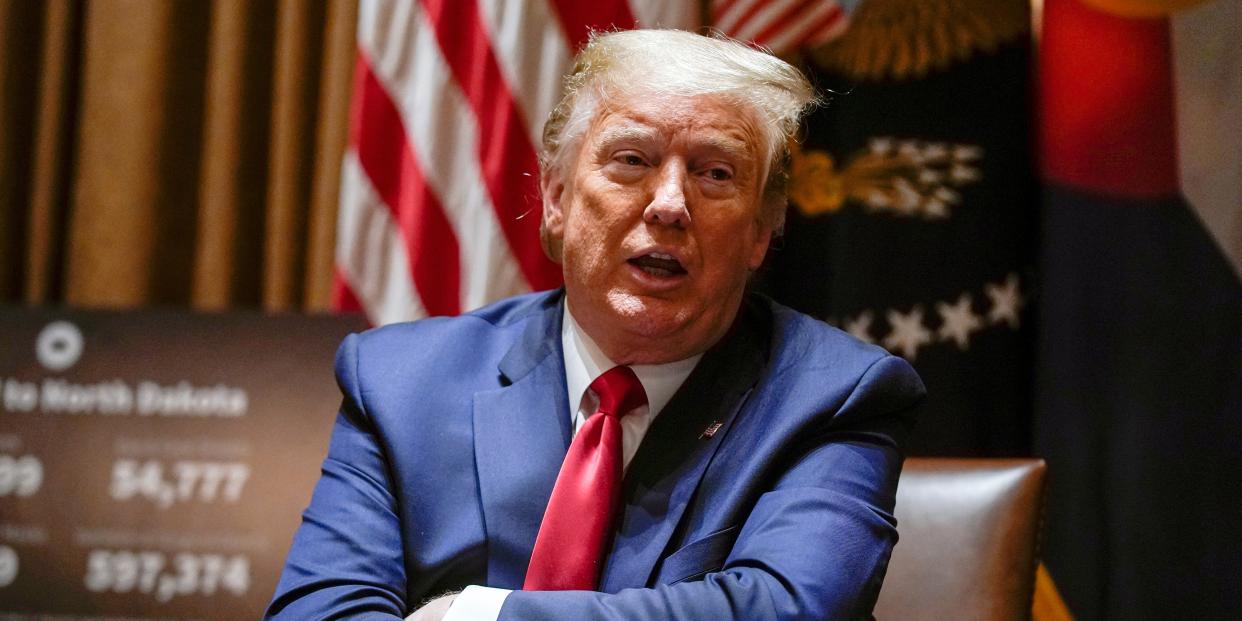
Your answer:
643;162;691;229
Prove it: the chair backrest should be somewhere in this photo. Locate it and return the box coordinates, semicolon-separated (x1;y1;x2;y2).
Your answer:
874;458;1048;621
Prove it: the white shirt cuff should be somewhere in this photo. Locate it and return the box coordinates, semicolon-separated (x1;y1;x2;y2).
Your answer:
437;585;512;621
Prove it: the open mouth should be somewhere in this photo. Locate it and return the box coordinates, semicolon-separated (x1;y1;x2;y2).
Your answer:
628;252;687;278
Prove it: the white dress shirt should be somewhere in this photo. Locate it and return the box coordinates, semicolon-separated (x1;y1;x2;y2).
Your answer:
430;303;700;621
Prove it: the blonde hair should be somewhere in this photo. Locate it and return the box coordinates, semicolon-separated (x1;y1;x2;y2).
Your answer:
541;29;818;233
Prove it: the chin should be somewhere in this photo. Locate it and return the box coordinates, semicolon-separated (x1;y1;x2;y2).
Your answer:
604;290;688;338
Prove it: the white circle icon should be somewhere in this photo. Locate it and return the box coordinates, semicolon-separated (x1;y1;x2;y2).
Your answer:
36;320;84;372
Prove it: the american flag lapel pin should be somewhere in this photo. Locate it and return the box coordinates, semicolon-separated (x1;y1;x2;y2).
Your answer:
699;421;723;440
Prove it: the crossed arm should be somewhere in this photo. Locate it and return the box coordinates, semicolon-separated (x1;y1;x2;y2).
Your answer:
265;340;921;620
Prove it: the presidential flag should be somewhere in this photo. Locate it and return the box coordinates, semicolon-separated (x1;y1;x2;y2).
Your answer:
758;0;1037;456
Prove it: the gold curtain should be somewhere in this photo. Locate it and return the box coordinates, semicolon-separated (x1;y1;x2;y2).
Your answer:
0;0;357;312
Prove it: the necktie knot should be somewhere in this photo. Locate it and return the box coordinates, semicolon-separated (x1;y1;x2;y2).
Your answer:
589;366;647;418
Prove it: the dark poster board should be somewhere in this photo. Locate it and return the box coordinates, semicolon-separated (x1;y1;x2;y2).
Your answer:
0;307;366;620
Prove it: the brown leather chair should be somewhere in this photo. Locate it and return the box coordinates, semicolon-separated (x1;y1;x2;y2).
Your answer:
874;458;1048;621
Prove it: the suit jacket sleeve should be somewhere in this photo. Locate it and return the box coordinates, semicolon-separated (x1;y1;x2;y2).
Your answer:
265;333;410;620
499;354;923;621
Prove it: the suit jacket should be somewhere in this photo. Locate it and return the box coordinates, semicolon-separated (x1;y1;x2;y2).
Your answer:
266;290;925;620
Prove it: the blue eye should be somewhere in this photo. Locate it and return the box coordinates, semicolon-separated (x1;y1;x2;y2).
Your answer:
617;154;644;166
707;168;732;181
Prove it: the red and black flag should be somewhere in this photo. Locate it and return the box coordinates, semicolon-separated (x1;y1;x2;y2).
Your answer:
1035;0;1242;617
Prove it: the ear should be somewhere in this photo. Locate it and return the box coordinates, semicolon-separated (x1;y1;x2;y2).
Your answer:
539;167;568;263
541;167;567;237
747;227;772;271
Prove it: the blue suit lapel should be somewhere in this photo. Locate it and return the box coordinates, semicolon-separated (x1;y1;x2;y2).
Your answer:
472;298;572;589
600;300;769;592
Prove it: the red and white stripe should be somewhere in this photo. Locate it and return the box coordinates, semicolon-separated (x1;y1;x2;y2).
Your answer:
712;0;848;55
334;0;847;325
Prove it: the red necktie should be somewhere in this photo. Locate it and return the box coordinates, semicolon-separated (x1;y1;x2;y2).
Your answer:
524;366;648;591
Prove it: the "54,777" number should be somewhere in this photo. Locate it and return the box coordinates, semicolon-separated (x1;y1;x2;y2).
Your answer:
110;460;250;509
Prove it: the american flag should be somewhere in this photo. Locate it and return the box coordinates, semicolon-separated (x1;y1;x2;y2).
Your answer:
333;0;849;325
712;0;849;53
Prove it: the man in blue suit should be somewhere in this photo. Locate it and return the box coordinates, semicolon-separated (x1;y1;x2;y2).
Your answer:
267;29;924;621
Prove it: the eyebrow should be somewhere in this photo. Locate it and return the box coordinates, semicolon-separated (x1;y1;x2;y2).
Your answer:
696;134;753;162
592;125;658;150
594;126;752;160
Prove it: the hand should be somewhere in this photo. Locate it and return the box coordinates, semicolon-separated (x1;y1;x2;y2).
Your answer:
407;593;458;621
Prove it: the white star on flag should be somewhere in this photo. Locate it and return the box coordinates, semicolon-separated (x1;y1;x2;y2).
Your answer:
985;273;1024;328
883;306;932;360
937;293;983;349
844;311;875;344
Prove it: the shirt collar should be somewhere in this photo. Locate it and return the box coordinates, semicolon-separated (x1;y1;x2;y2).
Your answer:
562;301;701;417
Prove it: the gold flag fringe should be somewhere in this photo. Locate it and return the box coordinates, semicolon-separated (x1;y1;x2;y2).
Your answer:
809;0;1030;82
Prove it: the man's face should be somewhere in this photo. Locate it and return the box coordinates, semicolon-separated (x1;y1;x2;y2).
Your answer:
542;91;772;364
